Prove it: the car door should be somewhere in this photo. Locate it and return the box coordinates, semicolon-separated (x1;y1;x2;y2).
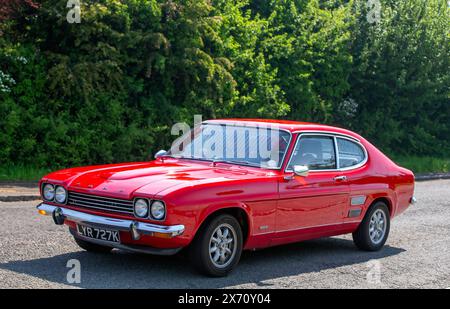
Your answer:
275;134;350;241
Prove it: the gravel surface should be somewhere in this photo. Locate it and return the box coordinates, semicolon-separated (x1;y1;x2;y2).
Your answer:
0;180;449;289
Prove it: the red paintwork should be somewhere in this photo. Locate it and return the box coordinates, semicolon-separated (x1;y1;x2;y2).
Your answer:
39;119;415;251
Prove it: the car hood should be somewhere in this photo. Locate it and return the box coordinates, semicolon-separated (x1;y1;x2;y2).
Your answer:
43;159;273;200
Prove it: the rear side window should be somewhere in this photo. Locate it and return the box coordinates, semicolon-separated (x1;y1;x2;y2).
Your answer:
337;138;365;168
287;136;337;170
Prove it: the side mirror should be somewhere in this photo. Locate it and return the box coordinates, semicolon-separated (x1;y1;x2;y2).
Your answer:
154;150;168;159
293;165;309;177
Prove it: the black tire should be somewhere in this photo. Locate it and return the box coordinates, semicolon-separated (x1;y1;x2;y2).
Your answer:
189;214;243;277
353;202;390;251
74;237;113;253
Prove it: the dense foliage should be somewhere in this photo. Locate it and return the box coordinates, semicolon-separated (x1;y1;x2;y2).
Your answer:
0;0;449;169
0;0;38;22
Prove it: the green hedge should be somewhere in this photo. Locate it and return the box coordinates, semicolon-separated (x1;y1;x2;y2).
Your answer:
0;0;448;169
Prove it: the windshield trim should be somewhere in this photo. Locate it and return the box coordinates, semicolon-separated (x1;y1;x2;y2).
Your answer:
170;123;293;170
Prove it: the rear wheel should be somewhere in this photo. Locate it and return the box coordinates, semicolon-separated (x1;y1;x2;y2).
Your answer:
189;214;243;277
74;237;113;253
353;202;390;251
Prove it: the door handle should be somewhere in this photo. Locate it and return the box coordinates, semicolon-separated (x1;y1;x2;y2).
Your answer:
334;176;347;181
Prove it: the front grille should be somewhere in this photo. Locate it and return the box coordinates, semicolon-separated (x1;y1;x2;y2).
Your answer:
68;191;134;215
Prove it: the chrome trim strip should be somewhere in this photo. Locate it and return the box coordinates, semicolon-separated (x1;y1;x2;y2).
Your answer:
333;136;340;170
69;191;134;203
37;203;184;237
284;132;368;173
68;194;133;206
67;191;135;215
292;130;361;142
285;133;338;172
334;135;368;171
277;220;362;233
67;200;134;214
254;220;361;236
68;197;133;210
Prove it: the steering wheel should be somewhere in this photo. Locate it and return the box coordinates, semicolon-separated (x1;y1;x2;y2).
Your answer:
302;153;318;159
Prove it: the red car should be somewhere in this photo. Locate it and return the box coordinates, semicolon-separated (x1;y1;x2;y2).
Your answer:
37;119;415;276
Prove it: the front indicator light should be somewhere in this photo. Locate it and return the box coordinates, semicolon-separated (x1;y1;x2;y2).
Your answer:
152;232;173;239
38;209;47;216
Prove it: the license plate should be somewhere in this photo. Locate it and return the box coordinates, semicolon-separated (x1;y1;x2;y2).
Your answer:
76;224;120;243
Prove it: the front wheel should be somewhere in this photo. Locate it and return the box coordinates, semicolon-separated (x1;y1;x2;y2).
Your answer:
189;214;243;277
353;202;390;251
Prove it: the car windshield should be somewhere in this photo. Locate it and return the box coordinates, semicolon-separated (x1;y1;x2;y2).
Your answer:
167;123;291;169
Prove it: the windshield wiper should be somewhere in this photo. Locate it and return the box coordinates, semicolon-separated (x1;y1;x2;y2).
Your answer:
174;156;213;162
172;156;260;168
211;159;259;167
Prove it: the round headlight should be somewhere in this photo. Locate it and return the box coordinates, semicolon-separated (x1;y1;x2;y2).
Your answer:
134;199;149;218
43;184;55;201
150;201;166;220
55;186;67;203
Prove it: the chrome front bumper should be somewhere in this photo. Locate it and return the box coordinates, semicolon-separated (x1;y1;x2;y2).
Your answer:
36;203;185;240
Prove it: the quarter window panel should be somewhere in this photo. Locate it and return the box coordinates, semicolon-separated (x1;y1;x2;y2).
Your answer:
288;136;337;170
337;138;365;168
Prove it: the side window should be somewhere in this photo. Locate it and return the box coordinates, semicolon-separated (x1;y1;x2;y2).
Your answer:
287;136;336;170
337;138;365;168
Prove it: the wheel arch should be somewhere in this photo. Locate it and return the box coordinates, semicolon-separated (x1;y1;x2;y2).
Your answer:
368;196;393;217
193;205;252;247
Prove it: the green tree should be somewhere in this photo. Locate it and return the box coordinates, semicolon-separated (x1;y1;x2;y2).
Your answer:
212;0;289;118
0;0;449;170
250;0;353;122
348;0;450;156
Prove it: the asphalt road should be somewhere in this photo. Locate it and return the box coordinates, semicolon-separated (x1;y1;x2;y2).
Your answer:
0;180;449;289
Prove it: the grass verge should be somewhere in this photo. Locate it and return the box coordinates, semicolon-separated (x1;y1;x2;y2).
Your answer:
391;156;450;174
0;164;52;182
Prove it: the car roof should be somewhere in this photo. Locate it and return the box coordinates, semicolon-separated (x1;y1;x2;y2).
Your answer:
205;118;362;140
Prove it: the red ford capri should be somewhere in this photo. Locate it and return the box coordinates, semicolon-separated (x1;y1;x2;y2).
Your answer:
37;119;415;276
